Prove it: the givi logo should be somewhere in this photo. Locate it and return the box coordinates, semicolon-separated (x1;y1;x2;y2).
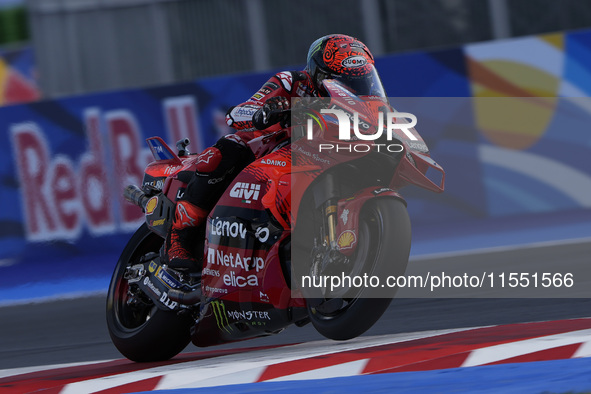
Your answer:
229;182;261;204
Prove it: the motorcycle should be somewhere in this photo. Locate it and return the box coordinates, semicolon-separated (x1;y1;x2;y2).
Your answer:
106;80;445;362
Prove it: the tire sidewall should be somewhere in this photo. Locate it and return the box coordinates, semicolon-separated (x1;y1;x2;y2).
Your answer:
106;224;192;362
308;197;411;340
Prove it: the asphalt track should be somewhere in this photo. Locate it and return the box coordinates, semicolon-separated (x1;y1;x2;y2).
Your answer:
0;241;590;371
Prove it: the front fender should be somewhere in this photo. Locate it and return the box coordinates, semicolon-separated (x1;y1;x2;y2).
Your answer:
335;187;406;256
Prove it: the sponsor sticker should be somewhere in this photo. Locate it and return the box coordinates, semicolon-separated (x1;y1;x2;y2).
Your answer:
203;267;221;277
260;158;287;167
260;291;270;302
143;277;161;297
229;182;261;204
234;106;258;118
155;266;181;289
264;82;279;91
211;300;232;333
337;230;357;250
145;196;158;215
160;292;178;309
341;56;368;68
143;179;164;190
340;209;349;225
207;248;265;272
372;187;393;195
205;285;228;295
227;309;270;322
150;218;166;226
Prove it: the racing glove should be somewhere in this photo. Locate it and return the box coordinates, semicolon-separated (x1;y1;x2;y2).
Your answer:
252;96;290;130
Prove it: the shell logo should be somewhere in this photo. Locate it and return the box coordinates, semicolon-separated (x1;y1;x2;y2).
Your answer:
337;230;357;250
145;196;158;215
465;33;563;150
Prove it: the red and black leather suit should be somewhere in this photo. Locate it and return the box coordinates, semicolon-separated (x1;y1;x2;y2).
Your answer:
165;33;380;269
165;71;318;268
185;70;317;209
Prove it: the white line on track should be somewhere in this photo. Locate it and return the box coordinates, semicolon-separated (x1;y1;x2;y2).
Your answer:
0;359;116;379
58;328;468;393
573;340;591;358
410;236;591;261
462;328;591;367
266;359;369;382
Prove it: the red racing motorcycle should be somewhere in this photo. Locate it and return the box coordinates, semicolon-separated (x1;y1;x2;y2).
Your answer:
106;80;445;362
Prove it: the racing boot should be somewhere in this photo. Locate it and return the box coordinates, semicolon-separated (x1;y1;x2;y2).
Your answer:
162;200;208;271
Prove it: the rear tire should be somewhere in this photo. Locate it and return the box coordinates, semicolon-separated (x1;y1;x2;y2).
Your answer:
106;224;192;362
307;198;411;340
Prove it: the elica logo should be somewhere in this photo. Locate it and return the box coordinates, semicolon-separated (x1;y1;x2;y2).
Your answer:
306;109;417;153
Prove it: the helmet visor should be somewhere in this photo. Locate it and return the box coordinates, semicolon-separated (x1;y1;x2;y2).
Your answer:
317;65;386;98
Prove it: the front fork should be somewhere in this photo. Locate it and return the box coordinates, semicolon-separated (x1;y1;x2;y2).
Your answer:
316;172;340;250
323;200;339;249
311;173;342;279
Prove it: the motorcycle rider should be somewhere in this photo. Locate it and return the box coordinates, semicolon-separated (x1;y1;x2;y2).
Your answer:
163;34;385;271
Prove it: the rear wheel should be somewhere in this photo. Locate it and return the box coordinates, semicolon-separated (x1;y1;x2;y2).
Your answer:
307;198;411;340
106;224;192;362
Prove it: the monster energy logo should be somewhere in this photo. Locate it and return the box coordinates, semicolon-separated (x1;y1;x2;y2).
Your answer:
307;39;323;63
211;300;232;333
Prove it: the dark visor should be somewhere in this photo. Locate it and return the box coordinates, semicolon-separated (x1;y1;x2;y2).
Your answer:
317;66;386;98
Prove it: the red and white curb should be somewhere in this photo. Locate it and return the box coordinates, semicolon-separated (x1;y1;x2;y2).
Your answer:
1;318;591;393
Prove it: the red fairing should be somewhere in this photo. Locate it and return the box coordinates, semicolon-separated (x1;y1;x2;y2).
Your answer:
116;75;447;351
335;187;406;256
144;160;184;179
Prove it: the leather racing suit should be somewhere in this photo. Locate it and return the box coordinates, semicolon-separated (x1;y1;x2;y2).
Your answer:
164;70;318;269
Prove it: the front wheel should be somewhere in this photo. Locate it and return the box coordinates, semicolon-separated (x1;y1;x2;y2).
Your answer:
307;198;411;340
106;223;192;362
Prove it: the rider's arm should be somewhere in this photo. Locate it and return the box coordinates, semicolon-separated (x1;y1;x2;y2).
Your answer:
225;72;297;132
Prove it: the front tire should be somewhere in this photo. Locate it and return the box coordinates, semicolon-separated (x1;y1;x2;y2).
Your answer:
106;223;192;362
307;198;411;340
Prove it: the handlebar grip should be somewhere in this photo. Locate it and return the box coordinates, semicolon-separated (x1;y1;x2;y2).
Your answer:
123;185;148;210
274;109;291;128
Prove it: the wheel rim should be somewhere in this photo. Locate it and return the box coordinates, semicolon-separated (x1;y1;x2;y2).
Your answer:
110;228;163;332
113;274;155;330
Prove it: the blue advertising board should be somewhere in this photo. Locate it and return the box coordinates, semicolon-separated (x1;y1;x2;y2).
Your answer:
1;29;591;301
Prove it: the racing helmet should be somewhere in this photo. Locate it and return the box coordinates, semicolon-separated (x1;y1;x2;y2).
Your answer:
305;34;386;97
